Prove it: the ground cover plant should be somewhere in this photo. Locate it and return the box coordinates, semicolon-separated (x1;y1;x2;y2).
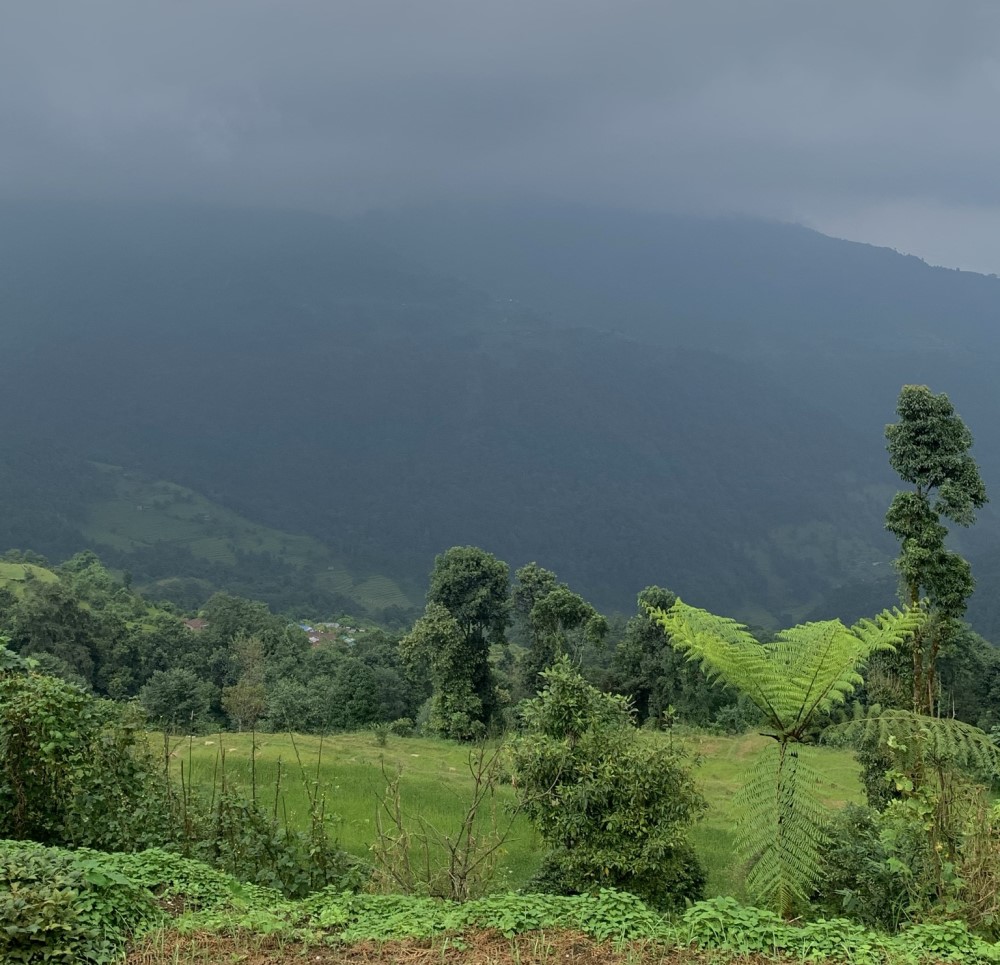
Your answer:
5;843;995;964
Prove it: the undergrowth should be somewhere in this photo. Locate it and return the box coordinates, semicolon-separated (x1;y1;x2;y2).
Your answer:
7;841;1000;963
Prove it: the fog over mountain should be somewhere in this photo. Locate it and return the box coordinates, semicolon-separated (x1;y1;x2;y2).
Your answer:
5;3;1000;271
1;201;999;636
2;7;1000;631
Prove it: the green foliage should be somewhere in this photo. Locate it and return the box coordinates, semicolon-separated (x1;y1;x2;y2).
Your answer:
180;786;365;898
647;598;924;916
734;742;830;914
885;385;988;715
613;585;738;727
427;546;510;646
512;563;607;695
221;632;267;730
511;656;705;909
388;716;414;736
0;840;159;964
830;705;1000;781
0;665;173;850
650;600;925;742
106;846;284;912
139;667;217;733
400;602;489;740
814;803;924;931
411;546;509;734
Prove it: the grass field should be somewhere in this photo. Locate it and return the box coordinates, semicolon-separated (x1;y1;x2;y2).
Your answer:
164;729;862;897
0;561;59;596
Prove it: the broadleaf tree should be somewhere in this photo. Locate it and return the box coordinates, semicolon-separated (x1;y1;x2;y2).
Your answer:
511;656;706;909
885;385;987;714
421;546;510;734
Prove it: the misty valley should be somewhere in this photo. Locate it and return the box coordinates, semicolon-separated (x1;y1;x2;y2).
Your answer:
5;203;1000;963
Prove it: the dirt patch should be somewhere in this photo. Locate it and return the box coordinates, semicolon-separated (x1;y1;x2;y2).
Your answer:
127;930;798;964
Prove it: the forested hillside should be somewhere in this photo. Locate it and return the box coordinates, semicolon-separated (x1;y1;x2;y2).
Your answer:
1;202;997;630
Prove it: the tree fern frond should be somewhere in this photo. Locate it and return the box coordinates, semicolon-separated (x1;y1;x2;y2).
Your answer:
850;605;927;655
733;744;828;916
776;606;925;737
651;600;925;740
646;601;785;730
828;707;1000;778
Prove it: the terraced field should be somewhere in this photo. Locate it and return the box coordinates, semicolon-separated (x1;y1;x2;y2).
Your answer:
80;464;416;615
0;561;59;595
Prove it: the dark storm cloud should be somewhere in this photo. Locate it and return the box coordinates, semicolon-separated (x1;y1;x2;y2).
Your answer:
3;1;1000;266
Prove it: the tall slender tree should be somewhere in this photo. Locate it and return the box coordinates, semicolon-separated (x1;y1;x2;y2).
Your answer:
421;546;510;734
885;385;987;714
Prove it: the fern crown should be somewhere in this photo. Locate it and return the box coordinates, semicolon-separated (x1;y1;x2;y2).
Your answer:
646;600;925;742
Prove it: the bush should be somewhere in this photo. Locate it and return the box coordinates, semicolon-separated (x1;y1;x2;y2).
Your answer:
173;783;367;899
0;841;159;963
511;657;705;910
388;716;414;737
0;667;174;851
813;803;915;931
527;840;705;911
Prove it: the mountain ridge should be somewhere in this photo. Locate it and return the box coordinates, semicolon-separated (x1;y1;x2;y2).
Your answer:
0;201;993;631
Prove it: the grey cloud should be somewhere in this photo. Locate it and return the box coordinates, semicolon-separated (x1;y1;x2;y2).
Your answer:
3;1;1000;266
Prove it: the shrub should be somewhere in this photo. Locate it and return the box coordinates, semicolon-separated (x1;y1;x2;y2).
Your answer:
0;666;173;851
511;657;705;909
388;716;414;737
0;840;159;964
813;803;916;931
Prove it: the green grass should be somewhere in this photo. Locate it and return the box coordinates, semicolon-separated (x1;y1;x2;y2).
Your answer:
681;732;862;897
162;729;862;897
0;561;59;596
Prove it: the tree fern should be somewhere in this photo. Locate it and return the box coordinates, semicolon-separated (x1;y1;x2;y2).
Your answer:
649;601;924;742
828;703;1000;780
646;599;925;916
734;744;829;913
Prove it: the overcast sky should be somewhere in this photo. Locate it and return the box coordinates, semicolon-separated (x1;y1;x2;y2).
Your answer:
4;2;1000;272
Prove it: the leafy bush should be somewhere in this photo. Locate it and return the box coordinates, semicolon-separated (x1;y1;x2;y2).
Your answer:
511;657;705;909
813;803;916;931
388;716;414;736
0;665;173;850
0;840;159;964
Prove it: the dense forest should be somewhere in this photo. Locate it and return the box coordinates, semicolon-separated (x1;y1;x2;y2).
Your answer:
6;202;1000;638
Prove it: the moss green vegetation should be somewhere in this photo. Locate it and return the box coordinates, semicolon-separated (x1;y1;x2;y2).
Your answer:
0;561;59;596
164;729;862;896
80;463;415;615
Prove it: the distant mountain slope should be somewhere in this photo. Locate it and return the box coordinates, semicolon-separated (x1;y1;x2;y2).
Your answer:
0;202;994;631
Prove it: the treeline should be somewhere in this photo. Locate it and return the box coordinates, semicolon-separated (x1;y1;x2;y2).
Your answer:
3;543;1000;740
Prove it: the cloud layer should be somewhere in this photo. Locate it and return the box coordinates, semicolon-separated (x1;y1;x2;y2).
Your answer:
4;1;1000;269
